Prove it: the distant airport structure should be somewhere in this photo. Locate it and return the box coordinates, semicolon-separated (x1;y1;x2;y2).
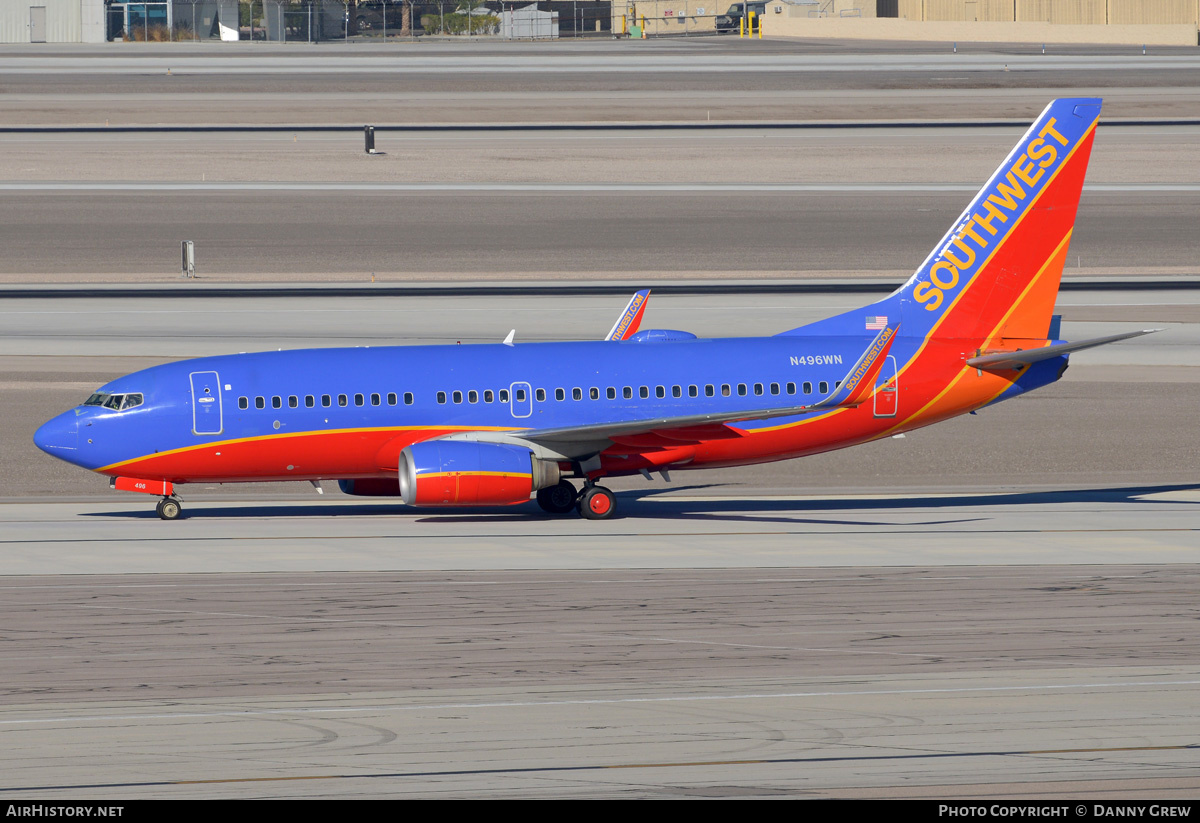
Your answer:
1;0;104;41
619;0;1199;44
0;0;1196;43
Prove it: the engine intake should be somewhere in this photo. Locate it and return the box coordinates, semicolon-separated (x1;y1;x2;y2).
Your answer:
398;440;560;507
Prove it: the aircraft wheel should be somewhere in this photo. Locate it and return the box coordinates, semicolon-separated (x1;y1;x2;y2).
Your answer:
577;486;616;520
536;480;577;514
157;498;182;521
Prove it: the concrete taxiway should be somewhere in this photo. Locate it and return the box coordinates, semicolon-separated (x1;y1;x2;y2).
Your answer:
2;566;1199;798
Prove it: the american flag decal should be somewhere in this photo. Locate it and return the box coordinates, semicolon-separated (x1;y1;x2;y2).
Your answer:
865;316;887;330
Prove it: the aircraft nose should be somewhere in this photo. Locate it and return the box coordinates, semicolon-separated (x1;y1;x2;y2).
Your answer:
33;412;79;456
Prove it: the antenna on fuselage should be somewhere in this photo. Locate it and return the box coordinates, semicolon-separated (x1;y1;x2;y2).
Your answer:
503;329;515;347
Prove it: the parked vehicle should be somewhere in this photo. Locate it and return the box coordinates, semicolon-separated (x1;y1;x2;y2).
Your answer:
715;1;767;32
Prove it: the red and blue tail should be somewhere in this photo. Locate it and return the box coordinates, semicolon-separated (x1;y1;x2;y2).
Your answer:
896;97;1100;342
784;98;1100;344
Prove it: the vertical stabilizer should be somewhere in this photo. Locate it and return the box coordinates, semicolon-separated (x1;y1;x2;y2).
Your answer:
778;99;1101;344
898;98;1101;341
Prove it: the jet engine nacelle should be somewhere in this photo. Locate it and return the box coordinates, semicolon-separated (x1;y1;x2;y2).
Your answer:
398;440;560;507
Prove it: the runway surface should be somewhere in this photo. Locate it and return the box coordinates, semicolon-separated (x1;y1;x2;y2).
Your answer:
1;126;1198;279
3;566;1200;798
4;41;1200;126
3;41;1200;798
3;40;1199;281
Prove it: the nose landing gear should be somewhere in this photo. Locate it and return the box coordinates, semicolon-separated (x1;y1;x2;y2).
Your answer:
155;497;182;520
577;484;615;520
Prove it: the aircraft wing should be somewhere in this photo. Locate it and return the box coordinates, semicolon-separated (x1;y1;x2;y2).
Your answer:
515;323;899;455
966;329;1157;371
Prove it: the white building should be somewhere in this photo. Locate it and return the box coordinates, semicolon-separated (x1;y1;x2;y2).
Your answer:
500;3;558;38
0;0;106;42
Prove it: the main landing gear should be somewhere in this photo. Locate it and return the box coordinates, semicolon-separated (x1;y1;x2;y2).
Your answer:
536;479;578;514
155;497;182;520
536;479;616;520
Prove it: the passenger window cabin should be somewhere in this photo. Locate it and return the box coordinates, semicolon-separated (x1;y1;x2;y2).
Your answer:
230;374;828;418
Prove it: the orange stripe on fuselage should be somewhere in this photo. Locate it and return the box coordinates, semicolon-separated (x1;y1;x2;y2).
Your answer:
98;425;519;483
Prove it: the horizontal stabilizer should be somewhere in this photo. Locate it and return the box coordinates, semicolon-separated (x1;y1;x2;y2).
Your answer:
966;329;1157;371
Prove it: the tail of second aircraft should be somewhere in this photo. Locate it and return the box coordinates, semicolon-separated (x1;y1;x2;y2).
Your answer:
784;97;1101;344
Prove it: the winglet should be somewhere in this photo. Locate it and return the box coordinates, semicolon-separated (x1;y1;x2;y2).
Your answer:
605;289;651;341
811;324;900;409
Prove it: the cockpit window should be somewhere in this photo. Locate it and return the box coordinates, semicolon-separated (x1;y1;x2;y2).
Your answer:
82;392;143;411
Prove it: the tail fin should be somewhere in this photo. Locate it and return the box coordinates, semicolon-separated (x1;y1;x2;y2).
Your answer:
900;98;1101;341
780;98;1100;343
